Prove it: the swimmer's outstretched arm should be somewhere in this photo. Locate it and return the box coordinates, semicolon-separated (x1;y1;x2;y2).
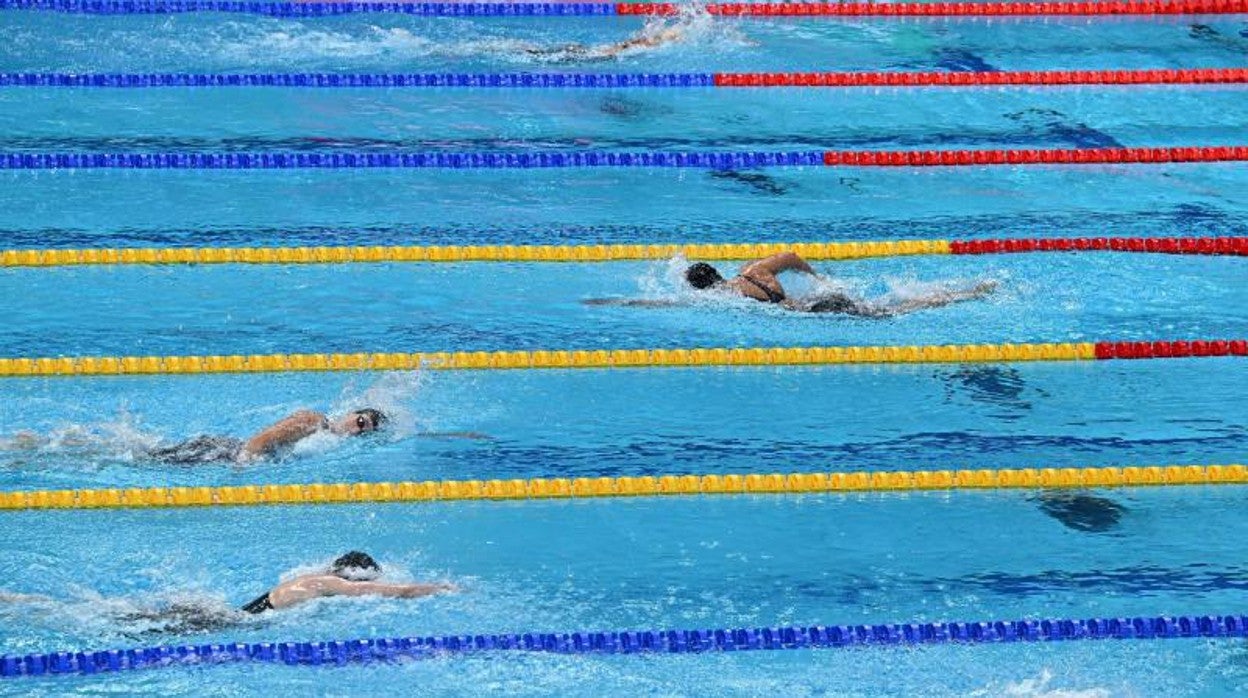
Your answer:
547;23;686;62
416;431;493;440
0;431;46;451
0;590;54;603
271;575;457;608
333;580;458;599
864;280;998;317
581;298;685;308
242;410;328;459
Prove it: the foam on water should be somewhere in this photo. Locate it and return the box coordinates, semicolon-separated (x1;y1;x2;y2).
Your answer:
330;369;426;440
973;670;1113;698
0;405;163;464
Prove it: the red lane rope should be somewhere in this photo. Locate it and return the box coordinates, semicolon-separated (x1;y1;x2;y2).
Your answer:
821;145;1248;166
715;68;1248;87
950;237;1248;255
1096;339;1248;359
620;0;1248;15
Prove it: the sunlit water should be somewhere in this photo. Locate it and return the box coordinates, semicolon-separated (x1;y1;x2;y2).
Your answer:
0;4;1245;695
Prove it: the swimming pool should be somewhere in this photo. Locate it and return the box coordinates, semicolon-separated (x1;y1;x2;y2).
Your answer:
0;2;1246;694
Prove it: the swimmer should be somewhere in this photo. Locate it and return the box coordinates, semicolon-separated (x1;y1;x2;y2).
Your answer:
0;551;456;636
585;251;998;315
1;407;491;465
522;19;688;63
145;408;386;465
239;551;456;615
682;252;998;317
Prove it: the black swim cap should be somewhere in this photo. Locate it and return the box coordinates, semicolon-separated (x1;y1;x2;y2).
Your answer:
331;551;381;580
355;408;387;430
685;262;724;290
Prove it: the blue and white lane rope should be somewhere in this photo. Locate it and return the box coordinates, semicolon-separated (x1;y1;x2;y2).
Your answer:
0;73;717;88
3;147;1248;169
0;0;619;14
0;151;828;169
5;614;1247;678
5;69;1247;88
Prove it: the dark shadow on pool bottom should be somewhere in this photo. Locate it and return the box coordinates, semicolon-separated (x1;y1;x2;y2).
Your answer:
1032;491;1128;533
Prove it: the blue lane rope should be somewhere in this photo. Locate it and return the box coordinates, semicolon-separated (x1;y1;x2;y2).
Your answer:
4;614;1246;678
0;73;716;88
0;0;618;14
0;151;827;169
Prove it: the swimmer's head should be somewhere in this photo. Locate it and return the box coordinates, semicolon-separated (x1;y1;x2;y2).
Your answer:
334;408;387;437
330;551;381;581
685;262;724;290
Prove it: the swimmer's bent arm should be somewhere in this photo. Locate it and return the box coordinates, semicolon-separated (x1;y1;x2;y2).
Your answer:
743;252;817;277
242;410;328;459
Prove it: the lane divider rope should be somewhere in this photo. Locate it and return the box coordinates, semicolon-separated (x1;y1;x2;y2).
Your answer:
6;68;1248;89
2;237;1244;267
2;146;1246;170
0;340;1244;377
3;0;1245;16
5;613;1247;678
1;464;1245;511
3;340;1246;377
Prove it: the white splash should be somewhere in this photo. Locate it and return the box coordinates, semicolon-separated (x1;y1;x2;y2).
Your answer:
330;370;426;440
210;23;440;63
0;406;162;462
203;7;752;67
877;272;1004;305
972;670;1112;698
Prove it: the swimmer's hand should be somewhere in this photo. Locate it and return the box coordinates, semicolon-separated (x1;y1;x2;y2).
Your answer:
394;582;457;598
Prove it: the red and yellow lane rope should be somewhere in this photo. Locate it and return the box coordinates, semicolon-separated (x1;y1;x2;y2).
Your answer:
0;340;1242;377
1;237;1243;267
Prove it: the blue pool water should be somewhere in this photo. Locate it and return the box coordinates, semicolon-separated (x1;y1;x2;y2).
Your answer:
0;3;1246;695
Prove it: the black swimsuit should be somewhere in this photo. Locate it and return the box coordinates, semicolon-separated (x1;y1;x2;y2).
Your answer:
148;435;244;464
240;592;273;614
739;274;786;303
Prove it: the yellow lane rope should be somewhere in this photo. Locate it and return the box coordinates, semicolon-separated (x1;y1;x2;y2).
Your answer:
1;464;1242;511
0;342;1099;377
0;240;948;267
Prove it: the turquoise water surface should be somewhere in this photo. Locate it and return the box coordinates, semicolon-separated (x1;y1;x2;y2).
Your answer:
0;4;1245;695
